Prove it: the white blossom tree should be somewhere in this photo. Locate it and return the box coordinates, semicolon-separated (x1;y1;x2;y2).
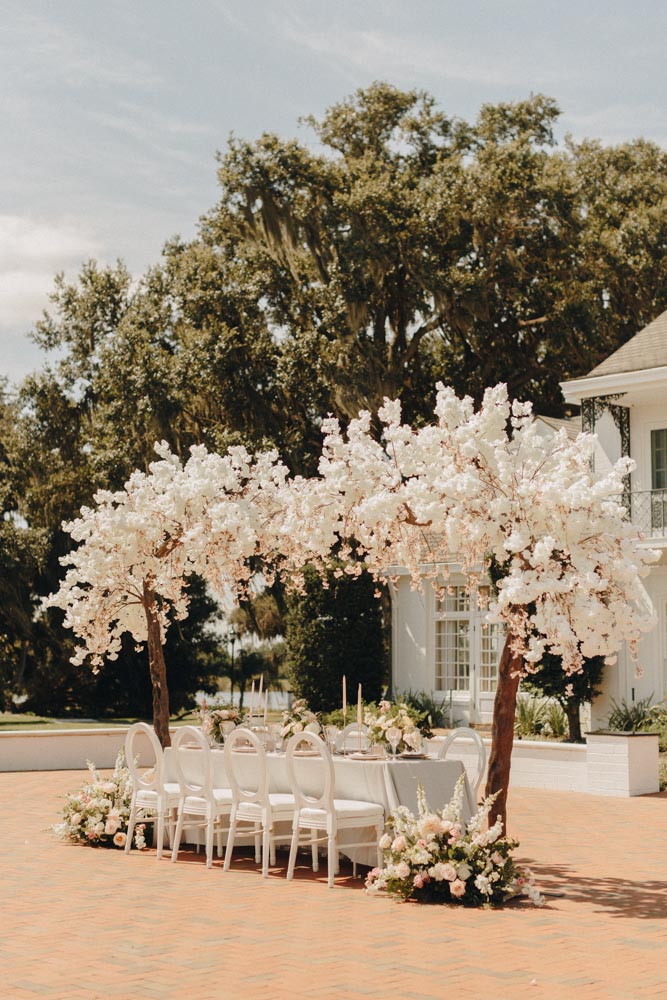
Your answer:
280;383;657;827
46;442;289;746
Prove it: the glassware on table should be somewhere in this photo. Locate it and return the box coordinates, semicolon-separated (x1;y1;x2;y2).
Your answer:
387;726;402;759
269;722;283;752
324;725;339;754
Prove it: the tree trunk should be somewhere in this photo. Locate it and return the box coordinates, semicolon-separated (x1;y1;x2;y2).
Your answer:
565;700;583;743
142;580;171;748
485;634;523;832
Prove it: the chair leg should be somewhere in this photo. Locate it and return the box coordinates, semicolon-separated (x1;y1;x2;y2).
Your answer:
327;835;336;888
156;808;165;861
223;810;237;872
167;809;175;849
262;825;270;878
171;805;185;863
254;825;261;864
287;821;300;881
125;800;137;854
270;838;276;867
310;829;319;872
205;813;214;869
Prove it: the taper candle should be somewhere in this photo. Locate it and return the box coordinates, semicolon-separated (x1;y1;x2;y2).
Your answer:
342;675;347;722
357;683;362;727
249;679;255;719
264;689;268;726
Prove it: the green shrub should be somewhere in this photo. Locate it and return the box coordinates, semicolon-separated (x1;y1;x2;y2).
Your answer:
398;690;447;731
514;695;548;738
543;701;568;740
284;565;386;713
606;695;654;732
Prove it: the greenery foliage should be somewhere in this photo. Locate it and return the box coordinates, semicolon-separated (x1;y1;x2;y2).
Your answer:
2;82;667;718
522;652;605;742
284;565;386;713
606;695;655;733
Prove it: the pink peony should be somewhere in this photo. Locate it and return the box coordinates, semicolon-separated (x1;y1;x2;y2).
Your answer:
391;835;407;852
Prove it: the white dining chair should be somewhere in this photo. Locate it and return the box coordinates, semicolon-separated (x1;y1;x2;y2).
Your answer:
437;727;487;797
170;726;233;869
285;731;385;888
125;722;180;860
334;722;370;754
223;727;295;878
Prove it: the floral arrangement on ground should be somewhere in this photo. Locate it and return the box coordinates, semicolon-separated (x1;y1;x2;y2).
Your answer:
280;698;321;740
365;700;423;754
52;750;148;850
366;776;543;907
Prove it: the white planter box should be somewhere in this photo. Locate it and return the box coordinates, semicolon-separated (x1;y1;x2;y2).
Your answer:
586;731;660;796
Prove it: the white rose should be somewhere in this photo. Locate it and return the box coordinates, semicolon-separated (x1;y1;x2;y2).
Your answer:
395;861;411;879
70;813;82;827
449;878;466;898
378;833;392;850
457;862;472;881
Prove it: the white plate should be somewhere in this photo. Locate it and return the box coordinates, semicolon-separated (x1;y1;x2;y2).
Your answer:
399;752;429;760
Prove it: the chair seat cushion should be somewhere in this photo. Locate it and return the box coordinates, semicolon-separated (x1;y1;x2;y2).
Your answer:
237;793;295;820
299;799;384;822
136;784;180;808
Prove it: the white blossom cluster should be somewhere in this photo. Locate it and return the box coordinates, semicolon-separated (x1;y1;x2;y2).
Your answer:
46;442;289;670
281;383;657;676
48;383;656;688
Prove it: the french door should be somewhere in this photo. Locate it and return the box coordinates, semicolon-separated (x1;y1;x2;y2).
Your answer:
434;585;503;723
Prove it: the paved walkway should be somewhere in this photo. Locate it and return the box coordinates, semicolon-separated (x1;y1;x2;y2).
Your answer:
1;771;666;1000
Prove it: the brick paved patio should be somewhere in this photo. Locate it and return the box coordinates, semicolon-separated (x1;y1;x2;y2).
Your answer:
1;770;666;1000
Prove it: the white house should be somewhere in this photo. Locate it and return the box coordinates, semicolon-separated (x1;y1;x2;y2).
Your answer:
391;309;667;727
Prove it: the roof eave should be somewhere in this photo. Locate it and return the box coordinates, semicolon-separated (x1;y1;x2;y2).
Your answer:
560;365;667;404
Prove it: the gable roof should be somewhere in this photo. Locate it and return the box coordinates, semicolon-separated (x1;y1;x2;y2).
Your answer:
586;309;667;378
535;414;582;440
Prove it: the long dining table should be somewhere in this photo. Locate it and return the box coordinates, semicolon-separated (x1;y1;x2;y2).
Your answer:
163;746;475;868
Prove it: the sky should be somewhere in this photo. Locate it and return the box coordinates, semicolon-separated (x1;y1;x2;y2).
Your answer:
2;0;666;383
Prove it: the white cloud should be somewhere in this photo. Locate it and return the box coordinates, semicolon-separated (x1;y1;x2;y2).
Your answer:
0;216;100;380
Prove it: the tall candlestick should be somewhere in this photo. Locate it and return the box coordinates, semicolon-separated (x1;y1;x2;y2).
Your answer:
342;675;347;724
258;672;263;711
264;689;268;726
249;679;255;720
357;683;362;752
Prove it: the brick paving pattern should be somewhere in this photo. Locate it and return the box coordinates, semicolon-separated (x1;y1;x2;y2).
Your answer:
1;770;666;1000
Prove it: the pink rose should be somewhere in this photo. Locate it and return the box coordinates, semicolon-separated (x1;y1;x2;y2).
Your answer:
391;835;407;852
413;873;425;889
450;878;466;898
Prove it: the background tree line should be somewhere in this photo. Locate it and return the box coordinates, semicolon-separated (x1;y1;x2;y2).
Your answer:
1;82;666;718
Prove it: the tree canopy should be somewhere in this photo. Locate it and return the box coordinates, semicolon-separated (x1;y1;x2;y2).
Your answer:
2;81;666;718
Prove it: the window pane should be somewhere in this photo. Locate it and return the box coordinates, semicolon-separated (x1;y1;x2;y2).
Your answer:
436;586;469;615
435;619;470;691
651;429;667;490
480;622;503;693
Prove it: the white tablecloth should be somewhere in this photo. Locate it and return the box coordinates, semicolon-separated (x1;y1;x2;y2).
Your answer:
163;748;474;867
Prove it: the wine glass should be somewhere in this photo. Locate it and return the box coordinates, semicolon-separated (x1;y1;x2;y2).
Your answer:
387;726;402;760
324;725;339;754
269;722;283;753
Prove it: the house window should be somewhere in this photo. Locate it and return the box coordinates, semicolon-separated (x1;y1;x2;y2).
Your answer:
434;585;503;696
435;587;470;692
651;429;667;490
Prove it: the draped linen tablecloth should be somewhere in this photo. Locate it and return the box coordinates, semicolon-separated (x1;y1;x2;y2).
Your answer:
164;748;474;868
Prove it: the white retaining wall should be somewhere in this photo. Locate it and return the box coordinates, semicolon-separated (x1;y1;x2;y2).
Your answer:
428;731;660;797
0;728;155;772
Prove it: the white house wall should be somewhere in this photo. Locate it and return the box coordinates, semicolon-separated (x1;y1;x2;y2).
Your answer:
391;576;428;695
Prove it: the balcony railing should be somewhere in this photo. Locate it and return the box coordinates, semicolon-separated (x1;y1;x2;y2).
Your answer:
622;489;667;539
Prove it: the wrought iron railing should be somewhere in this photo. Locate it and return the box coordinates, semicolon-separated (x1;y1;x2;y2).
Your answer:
622;489;667;539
